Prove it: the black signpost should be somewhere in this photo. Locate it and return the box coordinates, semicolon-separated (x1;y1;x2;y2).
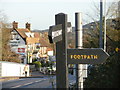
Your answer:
48;13;71;88
48;13;109;89
53;13;68;88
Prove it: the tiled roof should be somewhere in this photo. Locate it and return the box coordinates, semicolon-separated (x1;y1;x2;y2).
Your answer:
12;28;51;47
26;37;40;44
47;47;53;51
39;38;49;47
34;32;40;38
15;28;30;38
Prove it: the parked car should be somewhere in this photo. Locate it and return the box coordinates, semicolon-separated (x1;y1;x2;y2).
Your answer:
39;65;56;75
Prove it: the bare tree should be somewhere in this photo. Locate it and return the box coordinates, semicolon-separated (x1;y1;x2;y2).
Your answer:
83;1;120;48
0;10;21;63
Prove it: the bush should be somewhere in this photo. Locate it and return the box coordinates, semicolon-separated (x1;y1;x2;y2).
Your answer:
33;61;41;71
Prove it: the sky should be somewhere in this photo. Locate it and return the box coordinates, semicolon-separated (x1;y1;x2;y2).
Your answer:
0;0;117;30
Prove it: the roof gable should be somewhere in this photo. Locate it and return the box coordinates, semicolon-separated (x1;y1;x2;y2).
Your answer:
15;28;30;38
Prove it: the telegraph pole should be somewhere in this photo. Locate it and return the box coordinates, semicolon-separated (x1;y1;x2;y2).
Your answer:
100;0;103;48
75;12;83;90
104;0;106;51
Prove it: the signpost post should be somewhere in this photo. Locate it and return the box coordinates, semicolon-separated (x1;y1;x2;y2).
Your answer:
54;13;68;88
48;13;72;88
55;13;68;88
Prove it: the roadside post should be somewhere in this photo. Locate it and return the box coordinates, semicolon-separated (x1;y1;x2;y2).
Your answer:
55;13;68;88
100;0;103;48
75;12;83;89
48;13;69;88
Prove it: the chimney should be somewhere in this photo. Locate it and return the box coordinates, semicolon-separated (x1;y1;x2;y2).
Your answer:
13;21;18;29
26;22;31;30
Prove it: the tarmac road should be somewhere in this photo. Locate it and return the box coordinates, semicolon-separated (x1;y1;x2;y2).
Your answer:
2;76;56;89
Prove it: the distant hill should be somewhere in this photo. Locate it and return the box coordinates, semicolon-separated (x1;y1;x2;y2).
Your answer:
32;18;115;34
32;21;98;34
32;19;116;48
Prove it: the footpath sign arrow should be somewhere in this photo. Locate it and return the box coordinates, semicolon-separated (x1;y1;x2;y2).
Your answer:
48;22;72;43
67;48;109;64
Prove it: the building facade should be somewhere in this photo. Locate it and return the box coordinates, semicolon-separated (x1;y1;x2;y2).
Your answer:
9;21;53;64
10;21;40;64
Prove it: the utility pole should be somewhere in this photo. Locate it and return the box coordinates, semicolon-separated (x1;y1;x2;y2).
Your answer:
104;0;106;51
75;12;83;90
100;0;103;48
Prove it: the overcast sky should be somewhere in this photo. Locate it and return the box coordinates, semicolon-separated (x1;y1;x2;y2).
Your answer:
0;0;117;30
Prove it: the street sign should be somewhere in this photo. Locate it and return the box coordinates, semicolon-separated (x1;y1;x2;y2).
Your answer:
18;48;25;53
48;22;72;43
48;24;62;43
67;48;109;64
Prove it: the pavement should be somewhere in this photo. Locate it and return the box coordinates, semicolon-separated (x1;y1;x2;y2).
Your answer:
0;71;45;82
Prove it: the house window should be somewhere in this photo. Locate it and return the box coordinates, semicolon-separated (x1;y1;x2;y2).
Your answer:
11;31;17;40
12;34;20;40
16;35;20;40
12;33;16;40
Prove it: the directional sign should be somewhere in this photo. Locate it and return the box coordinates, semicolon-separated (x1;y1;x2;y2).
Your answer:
48;24;62;43
48;22;72;43
67;48;109;64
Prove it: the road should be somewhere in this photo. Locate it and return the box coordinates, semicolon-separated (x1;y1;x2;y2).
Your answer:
1;72;75;89
2;76;56;89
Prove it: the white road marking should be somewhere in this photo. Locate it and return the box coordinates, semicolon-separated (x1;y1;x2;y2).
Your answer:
35;80;42;83
11;85;22;88
11;79;46;88
34;79;46;83
23;82;33;86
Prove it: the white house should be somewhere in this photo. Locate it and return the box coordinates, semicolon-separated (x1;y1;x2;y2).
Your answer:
10;21;42;64
9;21;33;64
9;21;53;64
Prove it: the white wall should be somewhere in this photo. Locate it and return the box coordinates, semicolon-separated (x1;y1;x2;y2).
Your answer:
0;61;29;77
10;30;27;64
9;30;26;55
